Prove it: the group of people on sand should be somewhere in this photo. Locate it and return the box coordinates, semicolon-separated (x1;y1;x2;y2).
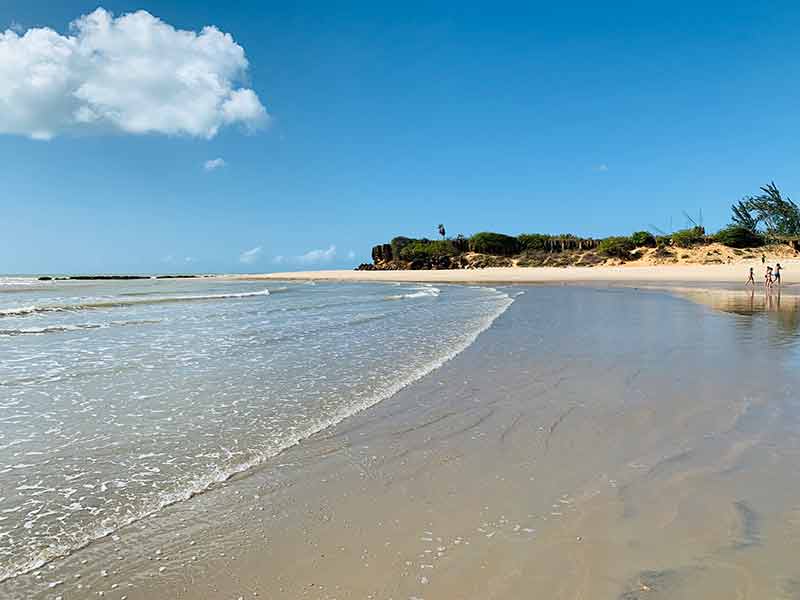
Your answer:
747;260;782;289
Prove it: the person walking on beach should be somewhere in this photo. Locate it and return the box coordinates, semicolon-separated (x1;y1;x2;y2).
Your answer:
746;267;755;286
774;262;782;287
762;254;766;264
765;266;773;289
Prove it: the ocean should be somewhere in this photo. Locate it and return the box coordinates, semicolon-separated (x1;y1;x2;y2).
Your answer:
0;277;512;584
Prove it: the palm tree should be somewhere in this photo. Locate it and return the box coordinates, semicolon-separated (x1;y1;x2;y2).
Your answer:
437;224;446;239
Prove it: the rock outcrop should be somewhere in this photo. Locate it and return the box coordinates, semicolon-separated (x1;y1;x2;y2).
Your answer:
371;244;393;264
357;251;515;271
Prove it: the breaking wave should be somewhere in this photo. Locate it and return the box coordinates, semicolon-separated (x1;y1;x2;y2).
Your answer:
0;289;272;318
384;286;441;301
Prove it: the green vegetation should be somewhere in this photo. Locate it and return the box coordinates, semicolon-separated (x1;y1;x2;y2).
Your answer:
389;236;414;260
468;232;521;256
399;239;458;261
517;233;551;251
655;234;671;247
730;182;800;236
671;226;706;248
713;225;765;248
452;234;469;253
597;236;635;259
365;183;800;270
629;231;656;247
517;233;598;252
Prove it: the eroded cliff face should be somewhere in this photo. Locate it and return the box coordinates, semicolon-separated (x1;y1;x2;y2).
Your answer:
371;244;393;264
357;242;800;271
358;237;604;270
359;248;516;271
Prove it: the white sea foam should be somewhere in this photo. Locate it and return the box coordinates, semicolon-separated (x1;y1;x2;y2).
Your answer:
0;277;38;287
0;324;100;336
0;282;513;584
0;305;52;317
0;289;271;318
384;286;441;300
0;319;162;337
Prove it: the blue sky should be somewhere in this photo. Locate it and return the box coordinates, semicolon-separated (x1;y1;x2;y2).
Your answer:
2;1;800;274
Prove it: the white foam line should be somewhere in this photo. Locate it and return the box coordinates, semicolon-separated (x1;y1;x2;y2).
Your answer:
384;286;441;300
0;319;162;337
0;287;515;584
0;289;272;318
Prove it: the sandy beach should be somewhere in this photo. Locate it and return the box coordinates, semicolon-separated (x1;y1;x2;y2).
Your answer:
235;259;800;285
9;2;800;599
10;283;800;600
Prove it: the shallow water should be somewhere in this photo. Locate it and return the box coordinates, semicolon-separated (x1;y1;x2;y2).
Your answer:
678;287;800;352
95;284;800;600
0;278;511;583
6;283;800;599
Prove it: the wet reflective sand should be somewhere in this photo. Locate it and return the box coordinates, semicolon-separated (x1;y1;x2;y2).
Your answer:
6;285;800;599
681;286;800;346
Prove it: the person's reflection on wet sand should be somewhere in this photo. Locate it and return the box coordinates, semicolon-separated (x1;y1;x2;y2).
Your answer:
765;285;782;311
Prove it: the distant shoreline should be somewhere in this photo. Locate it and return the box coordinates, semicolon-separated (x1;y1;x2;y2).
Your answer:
35;274;209;281
229;260;800;286
23;256;800;287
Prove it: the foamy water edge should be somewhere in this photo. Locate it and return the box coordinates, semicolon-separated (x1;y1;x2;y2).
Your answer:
0;286;514;583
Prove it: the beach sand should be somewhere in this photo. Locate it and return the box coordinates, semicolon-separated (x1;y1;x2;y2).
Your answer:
14;285;800;600
233;258;800;285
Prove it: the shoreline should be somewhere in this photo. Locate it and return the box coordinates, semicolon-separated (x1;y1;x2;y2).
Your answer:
0;280;514;597
6;283;800;599
9;284;799;599
230;260;800;285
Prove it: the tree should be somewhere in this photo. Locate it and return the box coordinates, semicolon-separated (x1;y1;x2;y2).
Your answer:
597;236;635;259
629;231;656;247
730;182;800;236
468;232;520;256
731;199;758;232
437;224;446;239
671;226;705;248
714;225;765;248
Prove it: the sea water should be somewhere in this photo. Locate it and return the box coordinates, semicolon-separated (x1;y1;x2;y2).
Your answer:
0;277;512;582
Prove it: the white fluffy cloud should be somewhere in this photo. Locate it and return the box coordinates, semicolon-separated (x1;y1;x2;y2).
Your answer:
239;246;262;264
0;8;268;140
271;246;338;266
298;245;337;264
204;158;226;171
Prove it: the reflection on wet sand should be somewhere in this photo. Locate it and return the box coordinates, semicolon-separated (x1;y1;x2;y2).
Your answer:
679;287;800;350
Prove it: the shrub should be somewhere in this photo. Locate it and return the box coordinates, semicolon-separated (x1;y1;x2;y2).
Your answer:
517;233;552;251
713;226;765;248
469;232;521;256
597;236;635;259
671;227;705;248
451;234;469;253
655;235;671;247
399;240;458;261
390;236;415;260
629;231;656;247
